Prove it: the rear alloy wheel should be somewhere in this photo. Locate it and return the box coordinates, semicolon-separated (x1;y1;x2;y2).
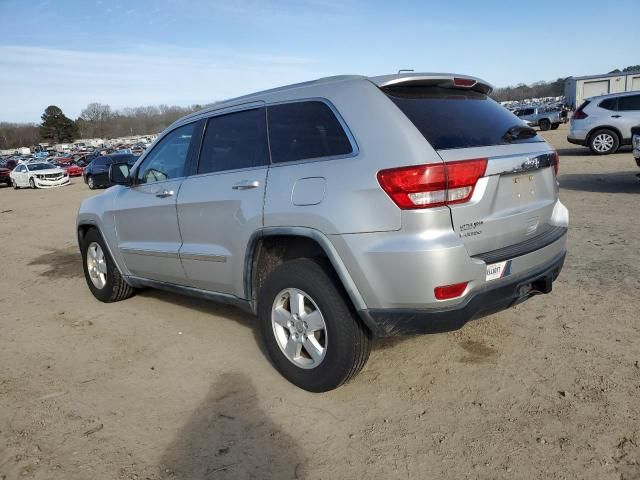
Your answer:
87;175;96;189
81;228;135;302
29;177;36;189
258;258;371;392
589;129;619;155
539;119;551;131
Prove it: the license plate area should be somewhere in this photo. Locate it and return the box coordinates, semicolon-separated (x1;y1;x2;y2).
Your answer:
486;260;512;281
512;174;536;205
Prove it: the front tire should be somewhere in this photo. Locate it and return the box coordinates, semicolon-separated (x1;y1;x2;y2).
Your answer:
258;258;371;392
29;177;36;189
80;228;135;303
550;123;559;130
588;129;619;155
87;175;96;189
12;179;18;189
539;119;551;131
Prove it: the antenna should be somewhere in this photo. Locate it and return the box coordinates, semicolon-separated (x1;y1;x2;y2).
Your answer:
398;69;414;74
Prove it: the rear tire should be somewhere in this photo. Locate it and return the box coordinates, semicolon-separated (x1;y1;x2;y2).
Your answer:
80;228;135;303
258;258;371;392
539;119;551;131
550;123;559;130
588;129;619;155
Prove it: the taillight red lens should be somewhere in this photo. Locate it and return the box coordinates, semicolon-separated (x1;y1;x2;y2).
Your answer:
552;150;559;176
377;159;487;209
572;110;588;120
434;282;469;300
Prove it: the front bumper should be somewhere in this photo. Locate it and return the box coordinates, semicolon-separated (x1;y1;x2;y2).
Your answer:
33;176;70;188
360;251;566;336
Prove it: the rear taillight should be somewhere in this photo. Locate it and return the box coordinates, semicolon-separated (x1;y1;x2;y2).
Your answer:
572;101;590;120
377;159;487;209
552;150;559;176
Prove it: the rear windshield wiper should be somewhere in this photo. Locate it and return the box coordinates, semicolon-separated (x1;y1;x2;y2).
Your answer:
503;125;537;143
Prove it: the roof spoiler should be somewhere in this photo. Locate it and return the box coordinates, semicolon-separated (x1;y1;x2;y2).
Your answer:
370;74;493;95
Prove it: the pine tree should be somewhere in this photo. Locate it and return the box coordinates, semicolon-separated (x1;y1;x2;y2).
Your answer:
39;105;78;143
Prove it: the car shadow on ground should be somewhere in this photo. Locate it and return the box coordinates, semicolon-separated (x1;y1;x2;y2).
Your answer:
559;171;640;194
135;289;270;360
159;372;306;480
557;147;633;157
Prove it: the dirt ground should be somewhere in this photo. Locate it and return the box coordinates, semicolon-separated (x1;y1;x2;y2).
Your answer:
1;123;639;480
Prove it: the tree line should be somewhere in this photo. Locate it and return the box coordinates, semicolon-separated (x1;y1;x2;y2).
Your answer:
0;102;205;150
491;65;640;103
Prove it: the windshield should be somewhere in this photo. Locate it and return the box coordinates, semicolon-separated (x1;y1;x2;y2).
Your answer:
28;163;56;171
384;86;544;150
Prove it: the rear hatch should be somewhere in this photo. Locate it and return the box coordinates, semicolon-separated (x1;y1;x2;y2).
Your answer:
381;78;558;256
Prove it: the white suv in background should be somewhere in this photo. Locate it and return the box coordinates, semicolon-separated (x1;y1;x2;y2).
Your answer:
568;91;640;155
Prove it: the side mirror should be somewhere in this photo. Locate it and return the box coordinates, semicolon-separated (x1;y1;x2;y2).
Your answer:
109;163;131;186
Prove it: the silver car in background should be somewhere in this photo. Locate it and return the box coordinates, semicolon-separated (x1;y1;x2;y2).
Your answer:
632;126;640;167
568;91;640;154
76;73;569;391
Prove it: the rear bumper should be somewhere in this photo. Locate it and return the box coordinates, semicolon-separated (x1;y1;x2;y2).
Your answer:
360;251;566;337
567;136;585;146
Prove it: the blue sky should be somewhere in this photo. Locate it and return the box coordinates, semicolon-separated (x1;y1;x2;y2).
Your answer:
0;0;638;122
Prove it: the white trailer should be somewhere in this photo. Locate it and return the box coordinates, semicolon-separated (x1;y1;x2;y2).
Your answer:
565;71;640;108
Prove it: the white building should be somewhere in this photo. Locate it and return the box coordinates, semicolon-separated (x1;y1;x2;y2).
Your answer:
565;71;640;108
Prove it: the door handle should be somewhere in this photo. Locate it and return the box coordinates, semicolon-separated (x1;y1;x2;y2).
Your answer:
232;180;260;190
155;189;174;198
611;115;621;118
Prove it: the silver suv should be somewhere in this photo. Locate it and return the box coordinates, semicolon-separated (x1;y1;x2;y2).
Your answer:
568;91;640;154
76;73;569;392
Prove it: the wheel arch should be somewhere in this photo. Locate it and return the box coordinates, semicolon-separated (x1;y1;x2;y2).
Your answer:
244;227;367;316
587;125;622;144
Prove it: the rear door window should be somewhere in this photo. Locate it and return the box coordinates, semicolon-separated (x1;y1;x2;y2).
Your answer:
267;101;353;163
618;95;640;111
197;108;269;174
384;86;544;150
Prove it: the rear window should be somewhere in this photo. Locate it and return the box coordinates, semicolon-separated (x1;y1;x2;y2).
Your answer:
267;101;353;163
384;86;544;150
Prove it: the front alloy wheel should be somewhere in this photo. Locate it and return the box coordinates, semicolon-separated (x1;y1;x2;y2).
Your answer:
86;242;107;289
272;288;328;369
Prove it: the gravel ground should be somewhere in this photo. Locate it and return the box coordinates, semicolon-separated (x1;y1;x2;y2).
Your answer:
1;123;639;480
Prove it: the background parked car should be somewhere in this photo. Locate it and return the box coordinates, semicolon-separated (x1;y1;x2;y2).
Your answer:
10;162;70;189
0;165;11;186
632;126;640;168
83;154;138;189
568;91;640;155
513;106;564;131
